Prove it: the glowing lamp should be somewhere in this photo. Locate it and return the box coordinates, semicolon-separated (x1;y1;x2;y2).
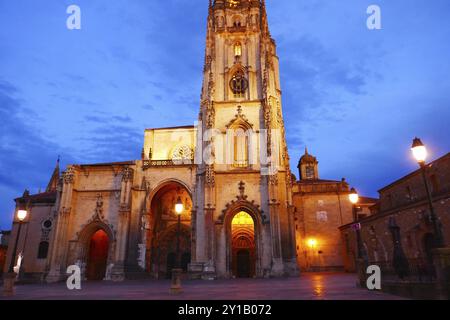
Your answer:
307;238;317;249
17;210;28;222
348;188;359;205
175;197;183;215
411;137;427;164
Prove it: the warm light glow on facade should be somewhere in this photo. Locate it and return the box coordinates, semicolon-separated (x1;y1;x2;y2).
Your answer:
175;197;184;214
234;42;242;57
232;211;254;227
17;210;27;221
348;188;359;204
307;238;317;249
412;145;427;163
411;137;428;163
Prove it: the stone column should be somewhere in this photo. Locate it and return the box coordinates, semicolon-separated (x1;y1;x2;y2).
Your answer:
125;181;147;276
268;174;284;276
269;201;284;276
189;174;206;279
202;206;217;280
200;165;217;279
111;210;129;281
285;204;300;276
205;206;215;263
112;167;133;281
46;167;75;283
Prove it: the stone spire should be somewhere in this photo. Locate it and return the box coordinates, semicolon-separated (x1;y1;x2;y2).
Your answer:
46;156;60;193
260;0;270;36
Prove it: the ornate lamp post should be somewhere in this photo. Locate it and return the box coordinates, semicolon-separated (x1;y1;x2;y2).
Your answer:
3;209;28;296
349;188;368;286
349;188;366;260
411;138;444;248
170;196;184;294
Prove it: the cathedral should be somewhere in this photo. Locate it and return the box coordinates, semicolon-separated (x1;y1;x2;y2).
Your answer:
4;0;358;282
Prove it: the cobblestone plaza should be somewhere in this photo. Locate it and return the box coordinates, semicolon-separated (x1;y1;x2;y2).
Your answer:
1;273;405;300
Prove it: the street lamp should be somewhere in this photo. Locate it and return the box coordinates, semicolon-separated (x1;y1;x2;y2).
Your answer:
411;138;444;248
170;196;184;294
3;209;28;296
349;188;369;288
175;197;184;215
349;188;365;260
349;188;359;207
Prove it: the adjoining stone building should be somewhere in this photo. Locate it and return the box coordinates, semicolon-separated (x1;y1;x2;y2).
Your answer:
0;231;10;277
340;152;450;276
4;0;359;282
292;149;376;271
4;165;59;282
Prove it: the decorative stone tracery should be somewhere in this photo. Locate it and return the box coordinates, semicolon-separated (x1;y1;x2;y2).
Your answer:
217;181;267;224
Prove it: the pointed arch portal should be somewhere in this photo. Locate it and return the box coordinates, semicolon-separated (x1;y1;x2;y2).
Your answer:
147;181;192;279
231;211;256;278
86;229;109;281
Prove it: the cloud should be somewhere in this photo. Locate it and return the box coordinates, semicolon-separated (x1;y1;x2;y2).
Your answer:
141;104;154;111
83;114;133;124
0;80;77;229
63;73;88;83
78;124;142;162
1;0;449;228
51;93;99;107
280;34;371;162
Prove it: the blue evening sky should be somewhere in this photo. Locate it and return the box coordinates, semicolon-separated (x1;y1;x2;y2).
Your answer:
1;0;449;230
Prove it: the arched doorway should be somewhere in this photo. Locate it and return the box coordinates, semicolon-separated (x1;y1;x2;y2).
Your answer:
231;211;255;278
147;181;192;279
86;229;109;281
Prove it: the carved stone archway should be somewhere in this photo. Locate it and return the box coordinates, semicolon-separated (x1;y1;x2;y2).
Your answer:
74;221;116;281
146;180;193;279
152;223;191;278
219;199;264;278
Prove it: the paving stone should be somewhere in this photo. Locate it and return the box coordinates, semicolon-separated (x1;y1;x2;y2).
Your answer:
0;273;406;300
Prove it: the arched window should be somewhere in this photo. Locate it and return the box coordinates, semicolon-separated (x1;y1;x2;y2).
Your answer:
234;42;242;57
37;241;49;259
233;126;249;168
305;165;315;179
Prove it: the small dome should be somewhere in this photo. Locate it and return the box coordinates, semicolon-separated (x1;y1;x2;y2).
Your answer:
298;148;318;165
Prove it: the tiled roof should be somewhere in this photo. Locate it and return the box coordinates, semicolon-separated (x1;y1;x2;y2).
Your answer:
297;179;343;184
145;125;195;131
15;191;57;203
378;152;450;193
77;160;135;167
359;196;379;204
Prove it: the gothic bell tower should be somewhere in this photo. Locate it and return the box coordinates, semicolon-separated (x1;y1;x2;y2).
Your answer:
192;0;299;278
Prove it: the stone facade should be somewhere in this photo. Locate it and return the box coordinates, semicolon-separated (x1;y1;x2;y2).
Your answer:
3;185;58;281
4;0;357;282
0;231;10;277
292;149;374;271
340;152;450;273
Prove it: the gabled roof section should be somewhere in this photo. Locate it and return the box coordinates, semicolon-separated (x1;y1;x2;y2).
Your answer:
226;106;253;129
